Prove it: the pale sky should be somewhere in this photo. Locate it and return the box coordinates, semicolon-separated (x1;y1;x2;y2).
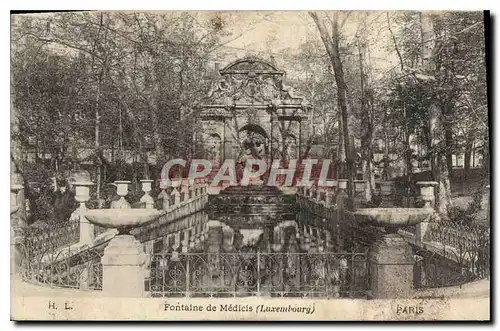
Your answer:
205;11;399;82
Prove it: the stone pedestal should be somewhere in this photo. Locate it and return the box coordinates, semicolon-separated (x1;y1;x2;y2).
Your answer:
368;233;415;299
79;204;95;245
101;235;149;297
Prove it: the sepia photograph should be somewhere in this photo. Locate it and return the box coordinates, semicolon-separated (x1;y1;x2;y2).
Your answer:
9;9;490;321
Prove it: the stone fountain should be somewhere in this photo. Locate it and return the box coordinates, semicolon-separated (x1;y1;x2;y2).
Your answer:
352;181;438;299
85;181;161;297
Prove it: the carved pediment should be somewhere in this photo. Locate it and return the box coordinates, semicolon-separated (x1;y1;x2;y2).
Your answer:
220;56;283;75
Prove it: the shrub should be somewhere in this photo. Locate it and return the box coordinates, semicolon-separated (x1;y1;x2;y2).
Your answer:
447;187;483;226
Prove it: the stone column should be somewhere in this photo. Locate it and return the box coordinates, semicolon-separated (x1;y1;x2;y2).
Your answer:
74;180;95;245
101;235;149;297
368;231;415;299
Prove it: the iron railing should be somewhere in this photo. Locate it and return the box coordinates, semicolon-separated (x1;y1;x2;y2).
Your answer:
424;219;490;251
18;237;106;290
413;245;490;288
21;221;80;254
146;252;368;298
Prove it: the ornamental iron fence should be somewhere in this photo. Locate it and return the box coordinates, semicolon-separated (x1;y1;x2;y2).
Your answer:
18;236;106;290
146;252;368;298
21;221;79;254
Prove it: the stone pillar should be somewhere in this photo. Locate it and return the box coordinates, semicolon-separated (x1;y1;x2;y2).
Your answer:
74;180;95;245
368;232;415;299
139;179;154;209
101;235;149;297
415;181;438;244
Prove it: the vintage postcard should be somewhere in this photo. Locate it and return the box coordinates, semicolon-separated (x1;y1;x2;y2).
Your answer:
10;10;490;321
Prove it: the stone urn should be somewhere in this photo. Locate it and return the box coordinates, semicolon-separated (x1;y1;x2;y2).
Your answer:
10;184;23;216
352;181;437;299
112;180;132;209
338;179;348;190
84;208;161;297
379;180;394;207
416;181;438;208
74;180;95;245
140;179;155;209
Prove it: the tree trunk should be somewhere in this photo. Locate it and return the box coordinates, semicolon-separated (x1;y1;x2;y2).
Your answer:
421;12;451;215
337;111;345;179
444;103;454;180
310;12;356;205
358;39;373;201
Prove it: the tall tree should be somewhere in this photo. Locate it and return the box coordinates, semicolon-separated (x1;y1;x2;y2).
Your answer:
310;11;356;204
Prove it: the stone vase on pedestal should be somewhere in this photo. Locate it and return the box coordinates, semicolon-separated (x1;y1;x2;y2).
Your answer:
74;180;95;245
354;205;435;299
112;181;132;209
85;195;161;297
140;179;155;209
379;180;394;207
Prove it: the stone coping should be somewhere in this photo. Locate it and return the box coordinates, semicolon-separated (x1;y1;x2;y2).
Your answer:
12;276;489;299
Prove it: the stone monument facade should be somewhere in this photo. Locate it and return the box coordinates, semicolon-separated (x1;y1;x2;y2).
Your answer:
197;57;310;165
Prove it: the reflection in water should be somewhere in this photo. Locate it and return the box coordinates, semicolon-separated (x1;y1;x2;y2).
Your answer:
144;208;370;298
